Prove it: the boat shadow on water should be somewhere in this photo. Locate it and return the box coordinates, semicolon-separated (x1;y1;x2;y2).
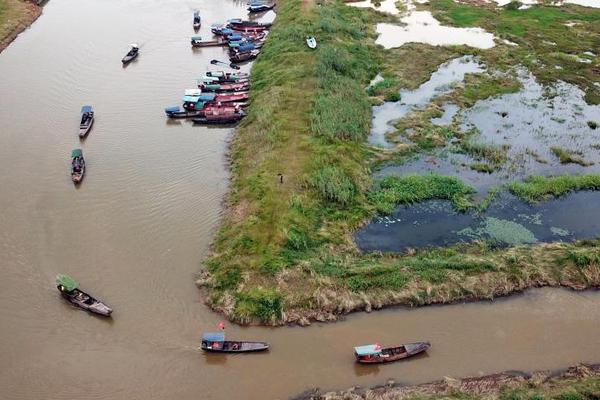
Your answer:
352;350;430;377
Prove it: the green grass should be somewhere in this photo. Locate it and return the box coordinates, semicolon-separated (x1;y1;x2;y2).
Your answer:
455;140;509;168
508;175;600;203
428;0;600;104
200;0;600;325
369;174;475;214
550;146;594;166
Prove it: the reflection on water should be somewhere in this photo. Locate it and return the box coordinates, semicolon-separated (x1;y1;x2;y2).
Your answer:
356;191;600;252
369;56;484;147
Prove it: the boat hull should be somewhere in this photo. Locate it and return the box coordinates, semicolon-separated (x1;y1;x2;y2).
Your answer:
122;52;138;64
79;118;94;138
356;342;430;364
201;340;269;353
58;286;113;316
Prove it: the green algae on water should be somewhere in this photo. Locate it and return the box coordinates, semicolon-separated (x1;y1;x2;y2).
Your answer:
458;217;537;245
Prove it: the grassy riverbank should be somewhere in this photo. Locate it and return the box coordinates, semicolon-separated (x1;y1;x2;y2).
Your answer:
199;0;600;325
0;0;41;52
295;364;600;400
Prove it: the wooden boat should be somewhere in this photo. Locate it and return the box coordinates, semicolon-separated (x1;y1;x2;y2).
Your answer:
229;42;263;54
191;36;227;48
56;274;112;317
79;105;94;138
200;332;268;352
248;2;275;13
193;11;201;30
306;36;317;49
122;44;139;64
227;19;272;29
70;149;85;184
211;25;235;36
209;59;242;70
164;104;241;119
230;25;269;33
192;109;246;124
215;91;249;102
230;50;260;63
227;32;266;42
354;342;430;364
204;70;249;82
199;82;250;93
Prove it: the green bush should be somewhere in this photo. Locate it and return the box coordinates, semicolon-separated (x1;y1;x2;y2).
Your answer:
235;288;283;324
309;165;357;205
368;174;475;214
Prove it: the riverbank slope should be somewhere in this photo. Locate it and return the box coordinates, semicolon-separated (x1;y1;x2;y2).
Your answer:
0;0;42;53
295;363;600;400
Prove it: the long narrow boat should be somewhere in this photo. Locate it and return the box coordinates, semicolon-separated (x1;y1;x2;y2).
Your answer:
227;19;272;28
79;105;94;138
56;275;113;317
191;36;228;48
198;82;250;93
164;104;241;119
71;149;85;184
192;110;246;125
248;2;275;13
200;332;268;353
193;11;201;30
203;70;249;82
230;25;269;33
214;91;250;102
121;44;139;64
230;50;260;63
354;342;430;364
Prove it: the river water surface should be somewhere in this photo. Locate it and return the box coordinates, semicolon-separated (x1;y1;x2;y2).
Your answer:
1;1;600;400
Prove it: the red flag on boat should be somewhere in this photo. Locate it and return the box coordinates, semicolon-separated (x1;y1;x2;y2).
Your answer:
374;343;381;350
218;321;226;330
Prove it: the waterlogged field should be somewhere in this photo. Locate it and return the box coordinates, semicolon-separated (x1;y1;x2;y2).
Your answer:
357;0;600;251
201;0;600;325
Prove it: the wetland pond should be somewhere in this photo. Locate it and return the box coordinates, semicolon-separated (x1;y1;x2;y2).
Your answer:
362;52;600;252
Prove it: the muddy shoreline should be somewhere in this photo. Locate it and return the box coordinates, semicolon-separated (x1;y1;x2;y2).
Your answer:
0;1;44;53
294;363;600;400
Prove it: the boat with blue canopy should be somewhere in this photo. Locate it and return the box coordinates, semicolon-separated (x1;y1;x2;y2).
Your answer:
354;341;430;364
200;332;269;353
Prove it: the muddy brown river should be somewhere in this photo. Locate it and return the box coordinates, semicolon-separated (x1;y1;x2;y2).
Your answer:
0;1;599;400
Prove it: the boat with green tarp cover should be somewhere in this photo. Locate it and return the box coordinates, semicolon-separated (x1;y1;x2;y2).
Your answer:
56;274;113;316
70;149;85;184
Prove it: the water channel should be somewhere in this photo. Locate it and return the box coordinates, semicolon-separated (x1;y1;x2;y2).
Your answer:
0;1;599;400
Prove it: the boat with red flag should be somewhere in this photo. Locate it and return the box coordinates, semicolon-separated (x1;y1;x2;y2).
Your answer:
354;342;430;364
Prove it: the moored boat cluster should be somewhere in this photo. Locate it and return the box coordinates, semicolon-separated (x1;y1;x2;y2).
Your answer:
165;15;273;125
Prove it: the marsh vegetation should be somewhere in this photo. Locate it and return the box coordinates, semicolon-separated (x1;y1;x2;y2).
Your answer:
200;0;600;325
